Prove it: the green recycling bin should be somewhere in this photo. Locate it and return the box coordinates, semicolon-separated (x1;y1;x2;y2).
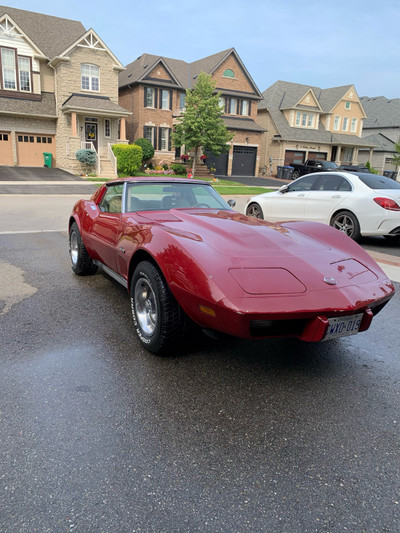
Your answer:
43;152;52;168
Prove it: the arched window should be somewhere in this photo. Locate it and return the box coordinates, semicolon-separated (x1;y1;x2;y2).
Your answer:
223;69;235;78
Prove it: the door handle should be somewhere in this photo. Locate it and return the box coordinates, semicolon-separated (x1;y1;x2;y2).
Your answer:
331;195;341;198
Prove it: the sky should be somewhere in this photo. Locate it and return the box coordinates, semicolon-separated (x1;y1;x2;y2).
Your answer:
3;0;400;99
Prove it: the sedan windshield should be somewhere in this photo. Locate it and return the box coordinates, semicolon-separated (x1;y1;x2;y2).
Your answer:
126;182;232;212
356;173;400;190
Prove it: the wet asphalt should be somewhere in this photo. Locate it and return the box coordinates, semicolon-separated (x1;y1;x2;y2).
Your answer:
0;169;400;532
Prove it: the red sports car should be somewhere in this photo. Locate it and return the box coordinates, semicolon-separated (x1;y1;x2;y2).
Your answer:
69;177;395;354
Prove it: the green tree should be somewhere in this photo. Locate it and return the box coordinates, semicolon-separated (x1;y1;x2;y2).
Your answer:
392;141;400;167
133;138;155;164
172;72;233;177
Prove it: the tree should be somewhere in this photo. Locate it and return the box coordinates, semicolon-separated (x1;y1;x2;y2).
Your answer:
134;138;155;164
172;71;233;177
392;141;400;167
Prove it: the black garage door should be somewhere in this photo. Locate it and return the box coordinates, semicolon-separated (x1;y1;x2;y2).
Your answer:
205;151;228;175
232;146;257;176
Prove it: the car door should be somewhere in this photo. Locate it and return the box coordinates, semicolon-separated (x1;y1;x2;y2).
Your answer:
304;174;353;223
89;183;124;270
269;174;317;221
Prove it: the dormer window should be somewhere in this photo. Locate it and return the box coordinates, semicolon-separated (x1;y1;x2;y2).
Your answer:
81;64;99;91
295;111;315;129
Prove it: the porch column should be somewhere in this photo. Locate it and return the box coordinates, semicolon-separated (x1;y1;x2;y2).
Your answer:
119;118;126;141
352;148;358;164
71;112;77;137
369;148;374;162
335;146;342;165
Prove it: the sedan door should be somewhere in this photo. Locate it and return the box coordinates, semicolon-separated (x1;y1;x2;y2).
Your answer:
304;174;353;224
267;174;318;221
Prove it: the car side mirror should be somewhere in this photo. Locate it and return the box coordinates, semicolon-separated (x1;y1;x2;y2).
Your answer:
227;199;236;207
279;184;289;193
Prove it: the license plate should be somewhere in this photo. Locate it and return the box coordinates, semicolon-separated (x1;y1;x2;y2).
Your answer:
324;313;363;340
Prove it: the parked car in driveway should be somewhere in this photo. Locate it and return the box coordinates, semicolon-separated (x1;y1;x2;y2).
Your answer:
69;177;394;354
290;159;339;179
246;171;400;242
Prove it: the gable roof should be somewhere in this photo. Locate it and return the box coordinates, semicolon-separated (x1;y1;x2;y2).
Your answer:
0;5;85;58
359;133;396;152
119;48;262;98
259;80;374;147
361;96;400;128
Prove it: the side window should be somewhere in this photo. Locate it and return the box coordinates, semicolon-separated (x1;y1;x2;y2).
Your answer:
315;175;341;191
288;175;317;192
99;185;124;213
337;178;352;191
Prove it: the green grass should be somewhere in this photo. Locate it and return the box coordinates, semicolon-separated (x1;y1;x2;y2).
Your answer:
213;186;271;195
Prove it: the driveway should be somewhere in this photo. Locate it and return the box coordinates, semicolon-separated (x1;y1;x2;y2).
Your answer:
0;166;82;181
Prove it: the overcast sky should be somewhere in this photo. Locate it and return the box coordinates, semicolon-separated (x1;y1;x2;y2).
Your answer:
4;0;400;99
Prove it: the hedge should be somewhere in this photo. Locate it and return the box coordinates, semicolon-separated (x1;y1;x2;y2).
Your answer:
112;144;142;175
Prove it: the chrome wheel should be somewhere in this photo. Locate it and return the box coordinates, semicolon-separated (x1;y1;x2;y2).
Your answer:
331;211;360;240
69;229;78;267
134;277;158;336
246;203;264;219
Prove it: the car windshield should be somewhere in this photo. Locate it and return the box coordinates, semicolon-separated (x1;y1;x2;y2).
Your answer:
324;161;339;169
126;182;232;212
355;173;400;190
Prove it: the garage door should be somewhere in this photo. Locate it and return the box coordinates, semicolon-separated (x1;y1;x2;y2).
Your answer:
17;134;55;166
232;146;257;176
284;150;305;166
0;132;13;166
308;152;327;160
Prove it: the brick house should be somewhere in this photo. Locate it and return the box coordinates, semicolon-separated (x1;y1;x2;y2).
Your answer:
119;48;264;176
0;6;129;176
358;96;400;173
257;81;376;176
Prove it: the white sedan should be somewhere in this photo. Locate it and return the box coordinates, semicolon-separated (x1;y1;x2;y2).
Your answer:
245;171;400;241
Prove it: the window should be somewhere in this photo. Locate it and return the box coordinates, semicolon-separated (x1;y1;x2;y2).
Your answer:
104;119;111;138
99;184;124;213
241;100;249;116
350;118;358;133
1;48;16;89
159;127;169;151
144;125;155;147
223;69;235;78
179;93;185;109
18;57;31;91
342;117;349;131
145;87;156;108
161;89;171;110
295;112;301;126
229;98;237;114
333;116;340;130
295;111;315;128
219;97;225;110
345;101;351;110
81;64;99;91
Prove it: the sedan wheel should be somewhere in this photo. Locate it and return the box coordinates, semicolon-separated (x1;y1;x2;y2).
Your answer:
131;261;191;355
330;211;361;241
246;203;264;219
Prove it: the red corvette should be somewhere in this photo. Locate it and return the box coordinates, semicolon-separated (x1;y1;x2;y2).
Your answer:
69;177;395;354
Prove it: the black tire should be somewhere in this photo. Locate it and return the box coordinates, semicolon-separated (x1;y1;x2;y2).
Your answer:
330;211;361;241
69;222;98;275
130;261;190;355
246;203;264;219
383;234;400;243
292;170;300;179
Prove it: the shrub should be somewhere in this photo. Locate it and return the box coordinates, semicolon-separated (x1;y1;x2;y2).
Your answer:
366;161;379;174
75;149;96;167
133;138;155;161
162;163;169;170
112;144;142;175
170;163;187;175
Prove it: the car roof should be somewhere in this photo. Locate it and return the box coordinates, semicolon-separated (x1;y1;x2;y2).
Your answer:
105;177;209;187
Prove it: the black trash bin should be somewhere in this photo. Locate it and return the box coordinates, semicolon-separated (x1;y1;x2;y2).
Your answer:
43;152;52;168
276;166;284;179
282;166;294;179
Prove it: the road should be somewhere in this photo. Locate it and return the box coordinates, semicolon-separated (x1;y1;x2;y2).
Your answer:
1;178;400;532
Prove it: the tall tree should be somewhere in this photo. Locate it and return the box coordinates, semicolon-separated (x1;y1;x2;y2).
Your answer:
393;141;400;166
172;72;233;177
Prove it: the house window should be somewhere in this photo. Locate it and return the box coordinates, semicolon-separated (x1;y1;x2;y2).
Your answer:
81;64;99;91
295;112;301;126
18;57;31;91
342;117;349;131
161;89;170;110
104;119;111;138
145;87;156;108
223;69;235;78
241;100;249;116
219;97;225;110
333;116;340;131
144;125;155;147
1;48;17;89
179;92;185;109
229;98;237;114
159;127;169;151
345;101;351;110
295;112;315;128
350;118;358;133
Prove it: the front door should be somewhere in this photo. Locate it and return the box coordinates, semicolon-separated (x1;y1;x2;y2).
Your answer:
85;122;98;151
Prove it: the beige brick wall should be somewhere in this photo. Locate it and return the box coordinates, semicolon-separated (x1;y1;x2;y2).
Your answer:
40;62;55;93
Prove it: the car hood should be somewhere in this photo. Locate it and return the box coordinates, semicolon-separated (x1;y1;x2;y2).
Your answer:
138;209;331;258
